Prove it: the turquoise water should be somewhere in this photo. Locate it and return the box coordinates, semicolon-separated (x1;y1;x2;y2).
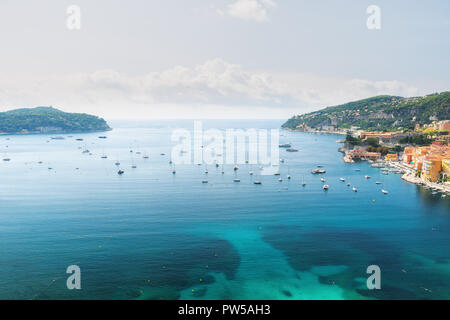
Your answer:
0;120;449;300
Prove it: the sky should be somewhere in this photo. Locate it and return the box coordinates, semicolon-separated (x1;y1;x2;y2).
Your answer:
0;0;449;119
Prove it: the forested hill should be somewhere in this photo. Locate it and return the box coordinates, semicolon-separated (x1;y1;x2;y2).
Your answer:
282;92;450;131
0;107;111;134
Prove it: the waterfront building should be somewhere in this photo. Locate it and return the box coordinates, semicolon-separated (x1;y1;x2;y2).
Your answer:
422;155;442;182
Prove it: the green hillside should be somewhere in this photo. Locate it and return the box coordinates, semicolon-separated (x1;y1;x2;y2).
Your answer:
282;92;450;131
0;107;111;134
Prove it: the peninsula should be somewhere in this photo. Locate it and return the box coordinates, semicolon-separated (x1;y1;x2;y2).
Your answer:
282;92;450;193
0;107;111;134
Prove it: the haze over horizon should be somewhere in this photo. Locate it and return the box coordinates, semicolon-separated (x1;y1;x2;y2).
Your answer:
0;0;449;119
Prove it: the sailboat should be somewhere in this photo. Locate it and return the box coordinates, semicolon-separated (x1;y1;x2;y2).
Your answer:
301;176;306;187
287;167;291;180
172;164;176;174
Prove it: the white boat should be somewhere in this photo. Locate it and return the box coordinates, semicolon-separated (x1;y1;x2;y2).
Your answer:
233;165;239;171
365;175;371;179
340;178;345;182
323;185;329;190
254;180;262;185
352;187;358;192
347;183;351;186
274;172;281;176
287;175;292;180
375;181;382;185
249;171;254;175
382;189;389;194
321;178;326;182
278;178;283;182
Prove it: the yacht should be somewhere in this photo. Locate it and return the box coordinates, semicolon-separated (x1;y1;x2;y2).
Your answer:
253;180;262;185
340;178;345;182
312;168;326;174
375;181;382;185
274;172;281;176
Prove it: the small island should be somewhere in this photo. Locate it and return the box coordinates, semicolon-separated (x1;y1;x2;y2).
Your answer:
0;106;111;134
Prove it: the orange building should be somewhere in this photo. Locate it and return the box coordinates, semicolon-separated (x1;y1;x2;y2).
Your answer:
422;155;442;182
402;146;414;164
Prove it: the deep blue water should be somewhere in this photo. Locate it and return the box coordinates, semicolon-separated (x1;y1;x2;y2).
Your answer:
0;120;449;300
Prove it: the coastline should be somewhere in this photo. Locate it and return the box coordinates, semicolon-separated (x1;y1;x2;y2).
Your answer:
0;128;112;137
283;128;347;135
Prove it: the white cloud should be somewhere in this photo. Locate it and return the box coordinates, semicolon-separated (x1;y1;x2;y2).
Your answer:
0;59;421;119
217;0;277;22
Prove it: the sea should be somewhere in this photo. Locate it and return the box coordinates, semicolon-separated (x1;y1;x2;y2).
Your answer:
0;119;449;300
